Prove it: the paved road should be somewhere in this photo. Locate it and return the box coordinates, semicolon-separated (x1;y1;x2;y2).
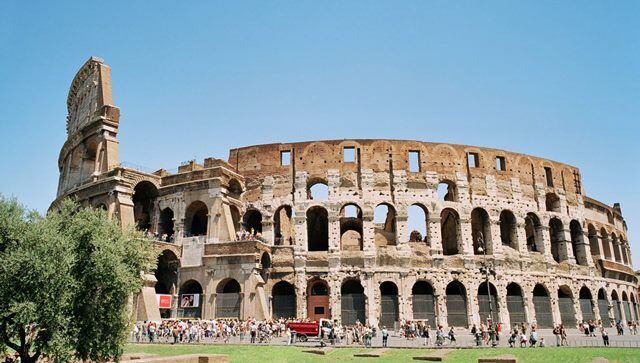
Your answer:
134;329;640;349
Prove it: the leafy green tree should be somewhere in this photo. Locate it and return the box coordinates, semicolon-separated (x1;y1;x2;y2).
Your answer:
0;196;155;362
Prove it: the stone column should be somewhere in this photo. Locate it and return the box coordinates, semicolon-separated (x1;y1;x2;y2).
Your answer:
293;214;307;251
550;290;561;326
436;292;448;328
515;217;529;255
468;281;480;325
497;284;510;326
295;270;307;319
261;220;274;245
328;214;341;253
540;225;554;263
329;277;341;323
363;273;377;326
561;228;576;264
362;211;376;255
428;214;443;256
396;210;409;246
489;217;502;256
459;217;474;255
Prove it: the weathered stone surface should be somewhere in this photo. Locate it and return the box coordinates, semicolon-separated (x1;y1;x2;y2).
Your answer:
52;58;638;326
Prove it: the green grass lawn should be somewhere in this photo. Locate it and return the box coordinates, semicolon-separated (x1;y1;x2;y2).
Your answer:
124;344;640;363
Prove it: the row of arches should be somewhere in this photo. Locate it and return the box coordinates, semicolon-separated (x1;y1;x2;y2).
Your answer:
587;224;632;265
171;274;639;327
166;198;624;271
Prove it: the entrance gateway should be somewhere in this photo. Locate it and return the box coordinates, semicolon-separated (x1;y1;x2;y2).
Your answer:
307;280;330;322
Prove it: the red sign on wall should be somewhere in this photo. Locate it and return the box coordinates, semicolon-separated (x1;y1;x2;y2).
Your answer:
157;294;172;309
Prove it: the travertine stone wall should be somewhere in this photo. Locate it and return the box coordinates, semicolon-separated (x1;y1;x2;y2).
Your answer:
52;58;637;326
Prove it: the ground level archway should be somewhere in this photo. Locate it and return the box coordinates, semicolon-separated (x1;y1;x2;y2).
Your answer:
272;281;296;318
179;280;203;318
341;280;366;326
379;281;399;328
216;279;241;318
412;281;436;323
307;279;330;322
446;281;468;327
533;284;553;328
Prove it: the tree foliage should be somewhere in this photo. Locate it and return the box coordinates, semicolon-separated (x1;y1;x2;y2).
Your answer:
0;196;155;362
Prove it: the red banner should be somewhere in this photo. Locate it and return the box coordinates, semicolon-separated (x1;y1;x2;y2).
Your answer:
156;294;172;309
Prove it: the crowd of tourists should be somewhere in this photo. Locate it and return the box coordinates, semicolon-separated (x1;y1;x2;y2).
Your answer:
131;317;638;348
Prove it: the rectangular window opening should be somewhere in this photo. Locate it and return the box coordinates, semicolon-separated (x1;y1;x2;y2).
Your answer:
496;156;506;171
467;152;479;168
544;167;554;187
314;306;325;314
343;147;356;163
280;150;291;166
409;151;420;172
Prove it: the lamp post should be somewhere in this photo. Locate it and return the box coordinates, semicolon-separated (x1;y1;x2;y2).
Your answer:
476;232;497;347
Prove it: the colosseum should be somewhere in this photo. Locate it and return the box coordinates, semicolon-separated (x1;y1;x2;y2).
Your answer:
51;57;638;329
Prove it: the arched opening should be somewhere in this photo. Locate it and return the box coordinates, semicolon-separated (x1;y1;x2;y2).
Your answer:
570;220;587;266
532;284;553;328
341;280;366;325
622;292;631;323
185;201;208;236
216;278;241;318
545;192;561;212
307;206;329;251
437;180;457;202
155;250;179;318
549;218;565;263
374;203;397;246
132;181;158;232
471;208;491;255
478;282;499;323
158;208;175;241
308;180;329;200
408;204;429;244
179;280;203;318
558;286;576;327
506;283;526;326
272;281;296;318
525;213;543;252
499;210;517;249
621;242;629;265
308;279;330;321
379;281;399;328
441;208;461;255
579;286;595;322
274;205;294;245
612;290;622;322
587;224;599;261
597;289;611;326
446;281;468;327
227;178;243;199
611;234;622;263
340;204;363;251
412;281;435;323
242;209;263;235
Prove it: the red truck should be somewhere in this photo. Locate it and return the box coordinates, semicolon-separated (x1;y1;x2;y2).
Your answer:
287;319;332;342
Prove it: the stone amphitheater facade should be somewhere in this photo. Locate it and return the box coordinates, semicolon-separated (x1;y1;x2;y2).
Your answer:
52;57;638;328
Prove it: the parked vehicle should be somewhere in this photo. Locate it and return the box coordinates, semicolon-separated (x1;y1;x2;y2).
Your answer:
287;319;332;342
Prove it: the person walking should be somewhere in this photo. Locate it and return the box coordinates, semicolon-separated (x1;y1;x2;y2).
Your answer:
381;326;389;347
601;328;610;346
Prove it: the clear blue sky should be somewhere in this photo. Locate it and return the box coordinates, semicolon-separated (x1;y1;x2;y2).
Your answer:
1;1;638;268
